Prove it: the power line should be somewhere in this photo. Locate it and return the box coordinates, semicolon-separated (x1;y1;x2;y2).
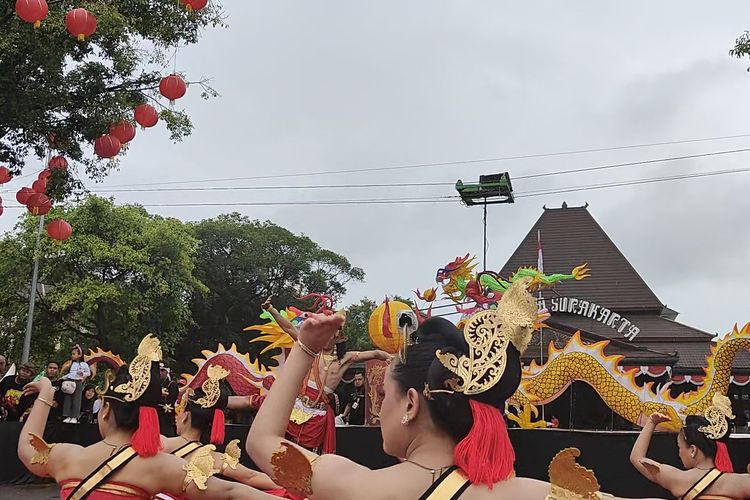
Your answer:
6;146;745;196
96;132;750;188
2;165;748;210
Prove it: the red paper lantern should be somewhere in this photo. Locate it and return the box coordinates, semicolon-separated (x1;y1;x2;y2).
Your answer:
48;155;68;170
65;8;97;41
0;166;11;184
94;134;121;159
16;0;48;28
32;178;47;194
109;121;136;144
0;205;4;217
180;0;208;12
159;74;187;102
38;169;51;182
134;104;159;128
16;187;35;204
26;193;51;216
47;219;73;242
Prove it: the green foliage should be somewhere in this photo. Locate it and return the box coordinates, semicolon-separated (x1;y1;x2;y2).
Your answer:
180;213;365;371
730;31;750;69
0;196;205;364
0;0;224;176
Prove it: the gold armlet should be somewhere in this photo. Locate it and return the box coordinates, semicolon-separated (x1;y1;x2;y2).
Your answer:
221;439;241;473
270;442;315;497
546;448;601;500
181;444;217;492
28;433;57;465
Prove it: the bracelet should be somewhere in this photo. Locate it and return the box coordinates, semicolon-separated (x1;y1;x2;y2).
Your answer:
36;396;54;408
297;341;319;358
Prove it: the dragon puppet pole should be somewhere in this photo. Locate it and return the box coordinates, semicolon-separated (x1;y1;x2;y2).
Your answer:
537;229;544;421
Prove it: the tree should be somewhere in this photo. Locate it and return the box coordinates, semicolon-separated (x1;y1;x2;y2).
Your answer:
0;0;223;179
730;31;750;67
342;295;415;352
181;213;365;371
0;196;205;364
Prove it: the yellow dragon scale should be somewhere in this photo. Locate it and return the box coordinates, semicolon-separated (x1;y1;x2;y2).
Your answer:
510;323;750;431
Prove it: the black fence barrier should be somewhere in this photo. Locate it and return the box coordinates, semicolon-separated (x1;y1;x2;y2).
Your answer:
1;423;748;497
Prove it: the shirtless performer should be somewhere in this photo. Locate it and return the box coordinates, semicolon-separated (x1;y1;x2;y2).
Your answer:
229;298;390;453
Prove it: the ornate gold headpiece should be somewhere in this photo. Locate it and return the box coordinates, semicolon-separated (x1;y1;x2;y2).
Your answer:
113;334;162;402
192;365;230;409
175;388;193;415
435;278;537;396
698;393;735;440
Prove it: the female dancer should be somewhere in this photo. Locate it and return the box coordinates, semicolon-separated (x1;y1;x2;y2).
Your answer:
18;334;274;499
246;279;557;499
630;398;750;499
161;364;280;491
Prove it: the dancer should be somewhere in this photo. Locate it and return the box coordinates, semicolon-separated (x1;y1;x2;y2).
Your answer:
630;396;750;499
247;279;560;499
229;297;390;453
17;334;274;499
161;364;280;493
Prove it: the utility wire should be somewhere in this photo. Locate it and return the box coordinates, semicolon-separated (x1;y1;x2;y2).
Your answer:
93;133;750;188
8;146;746;195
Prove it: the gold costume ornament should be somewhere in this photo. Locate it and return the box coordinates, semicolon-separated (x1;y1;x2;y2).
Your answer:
28;433;56;465
546;448;611;500
271;442;315;497
113;334;162;402
175;388;192;415
435;278;538;396
192;364;229;409
182;444;218;491
221;439;242;472
697;393;735;440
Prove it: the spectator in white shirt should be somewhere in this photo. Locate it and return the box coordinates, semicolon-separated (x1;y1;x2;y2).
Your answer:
61;345;91;423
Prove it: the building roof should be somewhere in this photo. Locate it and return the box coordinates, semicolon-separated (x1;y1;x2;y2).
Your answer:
499;206;664;312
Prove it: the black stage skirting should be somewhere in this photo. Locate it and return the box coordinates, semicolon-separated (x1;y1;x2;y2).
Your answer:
1;422;749;497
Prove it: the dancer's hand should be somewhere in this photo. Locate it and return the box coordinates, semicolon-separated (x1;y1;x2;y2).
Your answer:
23;377;52;396
648;413;670;426
298;312;346;353
262;297;274;311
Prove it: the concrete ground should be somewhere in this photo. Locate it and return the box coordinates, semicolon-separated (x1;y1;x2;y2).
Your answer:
0;484;58;499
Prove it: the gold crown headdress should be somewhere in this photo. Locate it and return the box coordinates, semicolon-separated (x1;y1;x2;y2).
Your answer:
435;277;537;396
112;334;162;402
192;365;230;409
697;393;735;440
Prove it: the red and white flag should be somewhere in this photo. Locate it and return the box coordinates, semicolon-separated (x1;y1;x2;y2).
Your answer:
537;230;543;272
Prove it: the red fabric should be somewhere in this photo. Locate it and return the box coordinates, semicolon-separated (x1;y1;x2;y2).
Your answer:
715;442;734;473
283;385;336;453
131;406;162;457
59;480;150;499
210;409;225;445
454;400;514;488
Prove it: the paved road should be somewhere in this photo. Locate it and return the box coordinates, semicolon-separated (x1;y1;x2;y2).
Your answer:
0;484;58;499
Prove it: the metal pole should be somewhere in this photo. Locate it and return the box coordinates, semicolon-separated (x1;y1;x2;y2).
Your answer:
22;214;45;363
482;201;487;271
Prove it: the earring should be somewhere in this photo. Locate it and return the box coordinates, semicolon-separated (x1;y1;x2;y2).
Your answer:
401;415;410;425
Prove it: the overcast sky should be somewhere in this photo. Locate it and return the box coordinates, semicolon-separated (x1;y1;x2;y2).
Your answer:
3;1;750;336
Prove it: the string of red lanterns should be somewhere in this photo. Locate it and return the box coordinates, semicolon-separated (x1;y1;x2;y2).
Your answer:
180;0;209;13
15;0;48;28
47;219;73;242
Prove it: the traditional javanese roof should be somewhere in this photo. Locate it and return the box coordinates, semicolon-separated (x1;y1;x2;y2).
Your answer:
501;205;749;373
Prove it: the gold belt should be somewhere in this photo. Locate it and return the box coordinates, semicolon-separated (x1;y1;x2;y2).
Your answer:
298;394;328;411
